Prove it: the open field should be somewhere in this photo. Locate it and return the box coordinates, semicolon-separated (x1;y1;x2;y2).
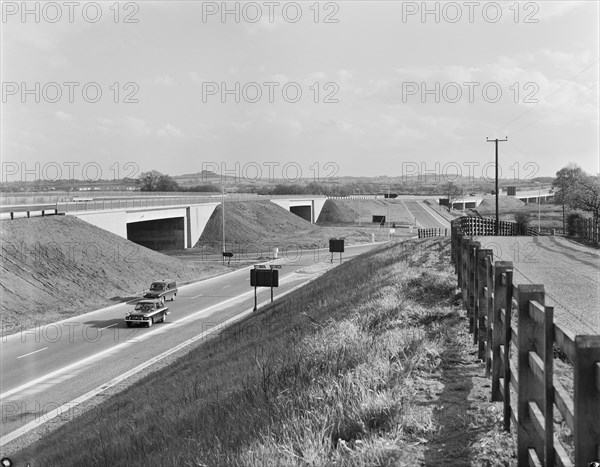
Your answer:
474;199;574;231
12;238;517;466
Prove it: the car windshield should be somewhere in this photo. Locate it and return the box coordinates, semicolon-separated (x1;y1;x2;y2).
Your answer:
150;283;165;291
135;303;153;312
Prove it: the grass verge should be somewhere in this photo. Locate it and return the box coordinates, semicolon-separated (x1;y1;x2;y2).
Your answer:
10;238;516;466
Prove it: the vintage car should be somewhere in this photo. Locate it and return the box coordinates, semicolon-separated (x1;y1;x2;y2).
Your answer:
125;299;169;328
143;280;178;303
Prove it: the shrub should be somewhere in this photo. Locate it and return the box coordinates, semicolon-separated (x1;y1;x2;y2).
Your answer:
513;211;530;234
566;212;584;236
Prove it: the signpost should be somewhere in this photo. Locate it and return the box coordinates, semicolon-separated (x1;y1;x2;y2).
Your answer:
250;264;281;310
222;251;233;265
329;238;344;263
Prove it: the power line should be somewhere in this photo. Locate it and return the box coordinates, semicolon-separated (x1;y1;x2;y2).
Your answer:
508;81;599;136
501;58;600;134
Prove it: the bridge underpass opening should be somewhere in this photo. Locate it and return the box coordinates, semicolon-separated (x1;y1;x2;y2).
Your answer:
290;205;312;222
127;217;184;251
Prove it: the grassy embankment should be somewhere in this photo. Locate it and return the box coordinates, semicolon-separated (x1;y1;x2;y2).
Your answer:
475;199;573;231
0;216;236;336
14;238;516;466
184;199;414;258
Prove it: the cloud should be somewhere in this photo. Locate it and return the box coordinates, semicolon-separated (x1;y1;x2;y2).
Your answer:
154;75;174;86
157;124;183;137
538;1;586;19
124;116;151;136
54;110;72;122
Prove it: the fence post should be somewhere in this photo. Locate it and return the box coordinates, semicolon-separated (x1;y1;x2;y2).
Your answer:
491;261;512;402
468;241;481;336
515;284;545;466
485;257;493;377
461;237;470;312
476;248;493;361
574;335;600;466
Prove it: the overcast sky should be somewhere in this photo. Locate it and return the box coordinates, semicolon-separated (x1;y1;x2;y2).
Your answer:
1;1;598;184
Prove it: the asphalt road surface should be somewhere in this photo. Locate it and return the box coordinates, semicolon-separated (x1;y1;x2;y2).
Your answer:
403;200;450;229
0;242;380;445
475;235;600;336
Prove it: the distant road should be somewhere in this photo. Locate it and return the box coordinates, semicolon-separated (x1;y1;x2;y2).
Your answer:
0;243;380;446
403;200;450;229
476;236;600;336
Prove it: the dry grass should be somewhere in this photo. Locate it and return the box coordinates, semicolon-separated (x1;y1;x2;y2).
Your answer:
12;238;516;466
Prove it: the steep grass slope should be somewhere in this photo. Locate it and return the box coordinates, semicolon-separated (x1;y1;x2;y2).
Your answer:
317;199;414;225
0;216;232;334
196;200;393;251
14;238;516;466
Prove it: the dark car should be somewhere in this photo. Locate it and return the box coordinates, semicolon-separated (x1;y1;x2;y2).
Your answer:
125;299;169;328
143;280;177;303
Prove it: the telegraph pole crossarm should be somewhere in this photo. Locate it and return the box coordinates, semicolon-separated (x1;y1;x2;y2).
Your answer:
486;137;508;235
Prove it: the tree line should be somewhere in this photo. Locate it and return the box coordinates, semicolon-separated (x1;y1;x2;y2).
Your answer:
137;164;600;220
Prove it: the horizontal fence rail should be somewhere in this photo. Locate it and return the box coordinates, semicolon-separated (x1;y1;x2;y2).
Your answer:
417;228;448;238
451;218;600;466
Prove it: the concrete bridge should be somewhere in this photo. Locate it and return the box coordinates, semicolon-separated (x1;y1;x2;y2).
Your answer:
67;196;327;250
450;189;554;210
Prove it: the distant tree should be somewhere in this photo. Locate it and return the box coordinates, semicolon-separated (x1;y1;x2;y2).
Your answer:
186;184;219;193
441;182;463;211
552;163;586;204
569;174;600;220
138;170;180;192
156;174;180;191
138;170;162;191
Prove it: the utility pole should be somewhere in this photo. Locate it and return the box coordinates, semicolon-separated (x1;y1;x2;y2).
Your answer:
561;181;566;234
355;188;361;226
536;181;541;233
486;137;508;235
222;185;225;265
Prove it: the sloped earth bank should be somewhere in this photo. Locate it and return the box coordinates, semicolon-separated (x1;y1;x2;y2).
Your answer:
196;200;412;255
12;238;517;466
317;198;415;226
0;216;235;336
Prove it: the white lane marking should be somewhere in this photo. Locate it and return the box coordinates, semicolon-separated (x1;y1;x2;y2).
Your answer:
0;287;262;400
99;323;117;331
222;285;231;289
1;251;370;399
0;277;316;447
190;294;203;299
16;347;48;359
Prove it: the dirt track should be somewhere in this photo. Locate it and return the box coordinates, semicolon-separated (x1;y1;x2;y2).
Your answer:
476;236;600;335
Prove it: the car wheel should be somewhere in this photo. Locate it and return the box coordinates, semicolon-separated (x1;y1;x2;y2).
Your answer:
126;322;132;328
147;317;153;328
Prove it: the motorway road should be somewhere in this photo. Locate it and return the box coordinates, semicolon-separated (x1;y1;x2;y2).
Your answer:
403;200;450;229
0;243;381;445
476;236;600;336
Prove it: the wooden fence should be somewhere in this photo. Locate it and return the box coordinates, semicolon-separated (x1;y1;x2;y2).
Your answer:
573;217;599;244
417;228;448;238
451;218;600;467
454;216;540;237
1;209;59;220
